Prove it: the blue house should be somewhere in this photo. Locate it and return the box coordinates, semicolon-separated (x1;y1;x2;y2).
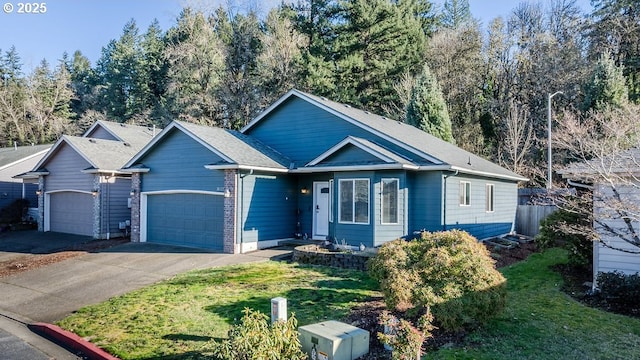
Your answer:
125;89;527;253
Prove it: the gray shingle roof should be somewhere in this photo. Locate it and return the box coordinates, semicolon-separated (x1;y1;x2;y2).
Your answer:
146;121;290;170
0;144;51;168
86;120;159;149
63;135;143;171
559;147;640;179
244;89;528;181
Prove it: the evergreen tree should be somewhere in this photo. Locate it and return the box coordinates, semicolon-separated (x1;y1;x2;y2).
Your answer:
140;20;168;122
441;0;472;29
96;20;147;121
331;0;426;112
583;52;629;111
406;63;454;143
69;50;98;120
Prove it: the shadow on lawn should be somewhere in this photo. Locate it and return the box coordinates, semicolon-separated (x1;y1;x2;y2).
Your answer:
137;350;213;360
204;286;373;324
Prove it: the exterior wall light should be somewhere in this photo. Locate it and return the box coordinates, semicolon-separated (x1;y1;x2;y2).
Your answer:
92;190;99;197
301;187;309;194
224;189;231;198
35;190;42;196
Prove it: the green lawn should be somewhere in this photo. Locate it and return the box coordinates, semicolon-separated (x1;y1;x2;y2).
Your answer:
57;249;640;360
56;262;379;359
427;248;640;359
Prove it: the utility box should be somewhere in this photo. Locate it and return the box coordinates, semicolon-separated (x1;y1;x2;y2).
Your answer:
271;297;287;323
298;320;369;360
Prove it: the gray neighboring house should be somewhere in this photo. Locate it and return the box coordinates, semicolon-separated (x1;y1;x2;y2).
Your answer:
0;145;51;211
17;121;158;238
559;147;640;284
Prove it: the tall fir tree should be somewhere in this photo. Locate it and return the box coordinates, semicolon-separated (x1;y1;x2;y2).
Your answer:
441;0;472;29
583;51;629;111
406;63;455;143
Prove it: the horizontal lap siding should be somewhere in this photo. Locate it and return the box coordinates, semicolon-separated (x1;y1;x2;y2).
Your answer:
245;98;422;165
240;172;297;243
594;183;640;275
86;127;119;141
140;129;225;192
409;172;443;233
45;145;95;191
445;175;517;239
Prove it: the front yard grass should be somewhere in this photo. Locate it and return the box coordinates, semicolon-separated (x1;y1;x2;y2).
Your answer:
57;248;640;360
56;262;379;359
427;248;640;359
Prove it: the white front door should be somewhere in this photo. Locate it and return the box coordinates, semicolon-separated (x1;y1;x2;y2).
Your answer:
313;181;329;240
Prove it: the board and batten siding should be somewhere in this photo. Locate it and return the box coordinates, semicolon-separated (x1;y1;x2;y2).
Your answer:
593;182;640;276
43;144;95;191
238;171;297;249
139;129;226;192
245;97;431;166
444;174;516;239
86;126;119;141
98;176;132;238
408;171;443;233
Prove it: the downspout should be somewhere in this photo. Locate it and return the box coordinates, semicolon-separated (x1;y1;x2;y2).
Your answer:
239;169;254;251
442;170;459;231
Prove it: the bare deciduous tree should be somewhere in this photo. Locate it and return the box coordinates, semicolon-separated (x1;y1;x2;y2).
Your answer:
498;100;536;179
555;103;640;254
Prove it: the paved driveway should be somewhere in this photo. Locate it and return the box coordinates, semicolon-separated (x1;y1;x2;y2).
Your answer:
0;240;291;323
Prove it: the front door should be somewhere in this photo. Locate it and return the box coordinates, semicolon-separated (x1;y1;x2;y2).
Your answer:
313;181;329;240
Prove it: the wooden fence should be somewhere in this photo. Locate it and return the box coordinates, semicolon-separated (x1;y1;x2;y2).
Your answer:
516;205;557;237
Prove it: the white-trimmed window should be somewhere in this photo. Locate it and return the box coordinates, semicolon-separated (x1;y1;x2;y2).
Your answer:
329;179;334;223
459;181;471;206
339;179;369;224
381;178;399;224
486;184;495;212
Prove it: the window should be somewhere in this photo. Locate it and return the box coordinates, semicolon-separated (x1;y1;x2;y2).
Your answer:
486;184;495;212
459;181;471;206
329;180;334;223
381;178;399;224
339;179;369;224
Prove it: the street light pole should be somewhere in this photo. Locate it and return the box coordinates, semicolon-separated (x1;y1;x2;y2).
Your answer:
547;91;563;190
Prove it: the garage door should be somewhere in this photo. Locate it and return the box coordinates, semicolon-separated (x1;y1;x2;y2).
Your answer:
49;192;94;236
146;193;224;251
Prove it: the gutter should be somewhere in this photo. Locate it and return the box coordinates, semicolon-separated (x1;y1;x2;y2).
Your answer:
567;179;594;190
442;170;459;231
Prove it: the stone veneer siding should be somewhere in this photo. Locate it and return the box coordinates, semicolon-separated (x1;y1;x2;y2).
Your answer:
292;245;375;271
130;173;141;242
223;169;237;254
37;177;44;232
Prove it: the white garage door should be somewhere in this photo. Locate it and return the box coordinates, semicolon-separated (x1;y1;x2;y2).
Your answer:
49;192;94;236
146;193;224;251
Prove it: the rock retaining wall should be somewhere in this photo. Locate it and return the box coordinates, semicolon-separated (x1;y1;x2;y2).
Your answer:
292;245;375;271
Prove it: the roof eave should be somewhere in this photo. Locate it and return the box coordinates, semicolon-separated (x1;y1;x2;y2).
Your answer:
204;164;289;173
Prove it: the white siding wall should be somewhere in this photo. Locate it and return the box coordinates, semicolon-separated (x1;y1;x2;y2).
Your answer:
594;182;640;276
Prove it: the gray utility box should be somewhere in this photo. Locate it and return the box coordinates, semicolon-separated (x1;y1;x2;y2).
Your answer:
298;320;369;360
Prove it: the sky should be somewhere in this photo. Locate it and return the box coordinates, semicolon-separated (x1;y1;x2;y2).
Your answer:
0;0;594;72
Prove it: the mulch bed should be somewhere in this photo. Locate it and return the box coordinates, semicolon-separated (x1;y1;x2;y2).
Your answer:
346;241;539;359
0;237;129;278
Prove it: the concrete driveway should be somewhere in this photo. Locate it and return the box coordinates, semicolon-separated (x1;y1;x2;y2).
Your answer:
0;235;291;323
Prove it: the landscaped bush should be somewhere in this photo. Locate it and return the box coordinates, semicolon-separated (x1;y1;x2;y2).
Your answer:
368;230;507;332
0;198;29;224
210;308;306;360
535;208;592;269
595;271;640;316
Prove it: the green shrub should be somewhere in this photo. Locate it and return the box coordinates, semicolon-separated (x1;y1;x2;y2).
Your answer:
210;308;307;360
0;198;29;223
596;271;640;316
535;209;592;269
368;230;507;332
378;310;434;360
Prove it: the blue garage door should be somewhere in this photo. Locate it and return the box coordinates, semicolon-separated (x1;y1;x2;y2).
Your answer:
146;193;224;251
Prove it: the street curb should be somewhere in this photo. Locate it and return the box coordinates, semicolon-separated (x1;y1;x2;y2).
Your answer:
28;323;118;360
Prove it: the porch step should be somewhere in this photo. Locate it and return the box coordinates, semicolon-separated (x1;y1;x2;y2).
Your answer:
278;239;325;247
